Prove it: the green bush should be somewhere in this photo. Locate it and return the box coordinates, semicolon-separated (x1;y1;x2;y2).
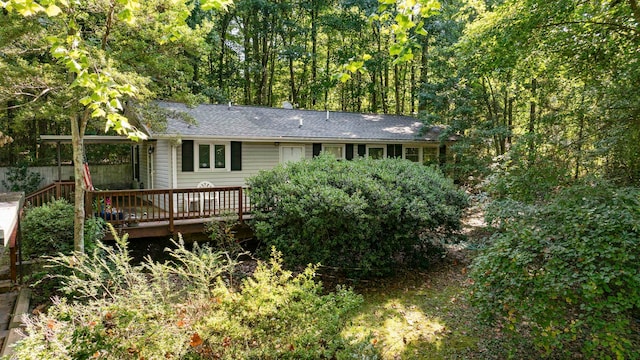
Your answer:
21;199;105;258
470;183;640;358
9;233;373;359
247;154;469;276
486;142;572;203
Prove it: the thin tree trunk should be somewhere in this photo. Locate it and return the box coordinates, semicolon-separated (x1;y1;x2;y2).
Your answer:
394;64;400;114
528;78;537;160
418;37;428;112
575;93;586;179
310;5;318;106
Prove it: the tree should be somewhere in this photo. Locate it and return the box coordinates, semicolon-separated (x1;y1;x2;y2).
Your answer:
1;0;232;253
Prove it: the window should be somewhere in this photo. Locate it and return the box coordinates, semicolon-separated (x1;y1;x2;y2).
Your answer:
323;144;345;159
214;144;225;168
196;142;229;171
199;144;210;169
368;146;384;159
405;147;420;162
281;146;305;163
423;147;439;165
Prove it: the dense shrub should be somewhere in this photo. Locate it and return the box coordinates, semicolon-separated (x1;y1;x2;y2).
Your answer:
470;183;640;358
247;154;469;276
21;199;105;258
486;142;572;203
10;233;372;359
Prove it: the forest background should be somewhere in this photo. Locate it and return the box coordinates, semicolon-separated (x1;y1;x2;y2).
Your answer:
1;0;639;188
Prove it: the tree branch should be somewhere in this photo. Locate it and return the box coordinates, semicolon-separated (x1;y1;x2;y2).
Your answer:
102;1;117;51
628;0;640;25
540;20;638;35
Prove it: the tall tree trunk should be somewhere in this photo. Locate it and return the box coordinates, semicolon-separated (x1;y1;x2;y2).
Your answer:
242;15;252;104
575;93;586;179
71;110;88;254
410;60;416;115
528;78;537;160
418;37;428;112
394;64;400;114
218;13;231;96
310;4;318;106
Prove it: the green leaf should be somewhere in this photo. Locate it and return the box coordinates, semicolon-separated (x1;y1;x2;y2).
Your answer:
65;59;83;73
45;4;62;16
91;108;106;118
201;0;233;11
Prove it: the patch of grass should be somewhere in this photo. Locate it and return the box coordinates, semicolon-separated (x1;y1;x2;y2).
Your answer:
342;261;483;359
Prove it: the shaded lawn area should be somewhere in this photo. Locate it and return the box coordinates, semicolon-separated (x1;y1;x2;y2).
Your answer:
337;256;508;360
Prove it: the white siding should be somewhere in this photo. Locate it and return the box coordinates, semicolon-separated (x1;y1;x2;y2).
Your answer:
153;141;171;189
176;142;281;188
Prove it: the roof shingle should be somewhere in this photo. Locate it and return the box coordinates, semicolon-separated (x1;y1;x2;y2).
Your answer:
151;102;452;142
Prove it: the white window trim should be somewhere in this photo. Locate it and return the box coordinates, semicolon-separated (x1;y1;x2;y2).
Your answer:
366;145;386;159
403;146;420;162
422;146;440;164
402;145;440;163
194;141;231;172
279;145;306;163
322;144;346;159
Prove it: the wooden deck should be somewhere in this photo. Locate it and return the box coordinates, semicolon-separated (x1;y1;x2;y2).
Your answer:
26;182;254;239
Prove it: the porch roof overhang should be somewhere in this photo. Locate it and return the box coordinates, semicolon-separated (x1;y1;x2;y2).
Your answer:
39;135;142;144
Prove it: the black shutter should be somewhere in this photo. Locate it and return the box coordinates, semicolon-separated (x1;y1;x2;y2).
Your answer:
313;143;322;157
395;144;402;158
387;144;394;157
345;144;354;160
439;144;447;165
181;140;194;172
357;144;366;157
231;141;242;171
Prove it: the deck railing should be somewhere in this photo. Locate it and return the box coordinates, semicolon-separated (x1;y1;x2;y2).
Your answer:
85;186;253;230
24;181;75;207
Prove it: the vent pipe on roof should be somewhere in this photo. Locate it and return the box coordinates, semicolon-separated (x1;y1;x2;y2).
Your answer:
299;118;303;128
326;110;329;121
228;102;231;110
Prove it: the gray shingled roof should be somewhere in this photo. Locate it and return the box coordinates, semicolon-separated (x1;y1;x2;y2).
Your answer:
150;101;454;142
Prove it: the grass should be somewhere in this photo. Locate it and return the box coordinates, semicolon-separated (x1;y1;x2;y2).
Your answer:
339;257;484;360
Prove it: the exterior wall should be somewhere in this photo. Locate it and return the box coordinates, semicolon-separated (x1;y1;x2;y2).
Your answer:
176;142;281;188
153;140;171;189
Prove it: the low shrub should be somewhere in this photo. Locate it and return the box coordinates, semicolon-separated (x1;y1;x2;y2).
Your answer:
21;198;105;258
470;182;640;358
10;231;372;359
247;154;468;277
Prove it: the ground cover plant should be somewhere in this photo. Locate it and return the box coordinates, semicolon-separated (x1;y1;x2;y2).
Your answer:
248;154;469;277
470;182;640;358
9;230;371;360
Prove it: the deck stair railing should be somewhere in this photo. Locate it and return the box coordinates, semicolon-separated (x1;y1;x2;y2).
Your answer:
24;181;75;207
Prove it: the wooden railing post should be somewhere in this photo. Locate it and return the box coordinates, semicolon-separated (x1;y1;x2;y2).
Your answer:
56;181;61;199
238;187;243;223
84;190;93;218
168;189;174;233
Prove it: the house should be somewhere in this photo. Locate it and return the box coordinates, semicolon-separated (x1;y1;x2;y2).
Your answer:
135;101;456;191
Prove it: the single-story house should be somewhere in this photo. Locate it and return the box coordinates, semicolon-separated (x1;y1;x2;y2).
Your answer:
132;102;456;190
